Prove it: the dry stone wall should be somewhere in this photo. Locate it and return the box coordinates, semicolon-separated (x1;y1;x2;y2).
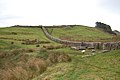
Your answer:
11;25;120;50
42;26;120;50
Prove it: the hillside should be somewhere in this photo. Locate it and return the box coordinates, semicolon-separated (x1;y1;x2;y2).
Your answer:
0;26;115;50
47;26;117;42
0;27;56;50
0;25;120;80
33;49;120;80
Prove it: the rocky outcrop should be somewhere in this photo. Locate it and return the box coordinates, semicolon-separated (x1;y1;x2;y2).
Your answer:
95;22;115;34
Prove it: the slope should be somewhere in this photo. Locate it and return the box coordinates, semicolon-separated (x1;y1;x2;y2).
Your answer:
0;25;120;80
48;26;114;42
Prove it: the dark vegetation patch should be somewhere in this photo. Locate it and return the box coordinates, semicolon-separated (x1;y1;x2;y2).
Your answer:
21;39;50;45
43;45;65;50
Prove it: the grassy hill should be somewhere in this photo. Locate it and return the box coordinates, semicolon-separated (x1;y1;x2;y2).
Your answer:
48;26;115;42
0;27;56;50
33;49;120;80
0;25;120;80
0;26;119;50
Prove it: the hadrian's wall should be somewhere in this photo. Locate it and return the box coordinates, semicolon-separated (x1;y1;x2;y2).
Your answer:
42;26;120;50
11;25;120;50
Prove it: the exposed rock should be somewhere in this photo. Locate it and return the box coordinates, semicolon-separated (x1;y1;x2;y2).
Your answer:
81;55;92;58
101;50;110;53
81;50;86;53
91;49;96;53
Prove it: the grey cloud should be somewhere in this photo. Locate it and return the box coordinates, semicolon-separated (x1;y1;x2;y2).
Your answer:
99;0;120;14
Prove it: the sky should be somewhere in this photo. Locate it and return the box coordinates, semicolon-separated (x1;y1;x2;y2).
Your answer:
0;0;120;31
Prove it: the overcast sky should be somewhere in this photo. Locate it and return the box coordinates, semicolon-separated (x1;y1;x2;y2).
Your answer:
0;0;120;31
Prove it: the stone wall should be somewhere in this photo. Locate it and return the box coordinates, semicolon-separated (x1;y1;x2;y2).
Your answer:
11;25;80;28
41;26;120;50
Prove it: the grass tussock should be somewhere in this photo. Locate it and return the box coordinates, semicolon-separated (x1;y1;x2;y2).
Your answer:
0;67;28;80
26;58;47;74
0;49;25;59
0;50;47;80
0;49;72;80
47;52;71;65
112;35;120;41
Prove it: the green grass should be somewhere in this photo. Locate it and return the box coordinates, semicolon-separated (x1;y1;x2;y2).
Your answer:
0;26;119;50
0;27;57;50
0;40;21;50
0;26;120;80
48;26;114;42
0;27;48;41
34;49;120;80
